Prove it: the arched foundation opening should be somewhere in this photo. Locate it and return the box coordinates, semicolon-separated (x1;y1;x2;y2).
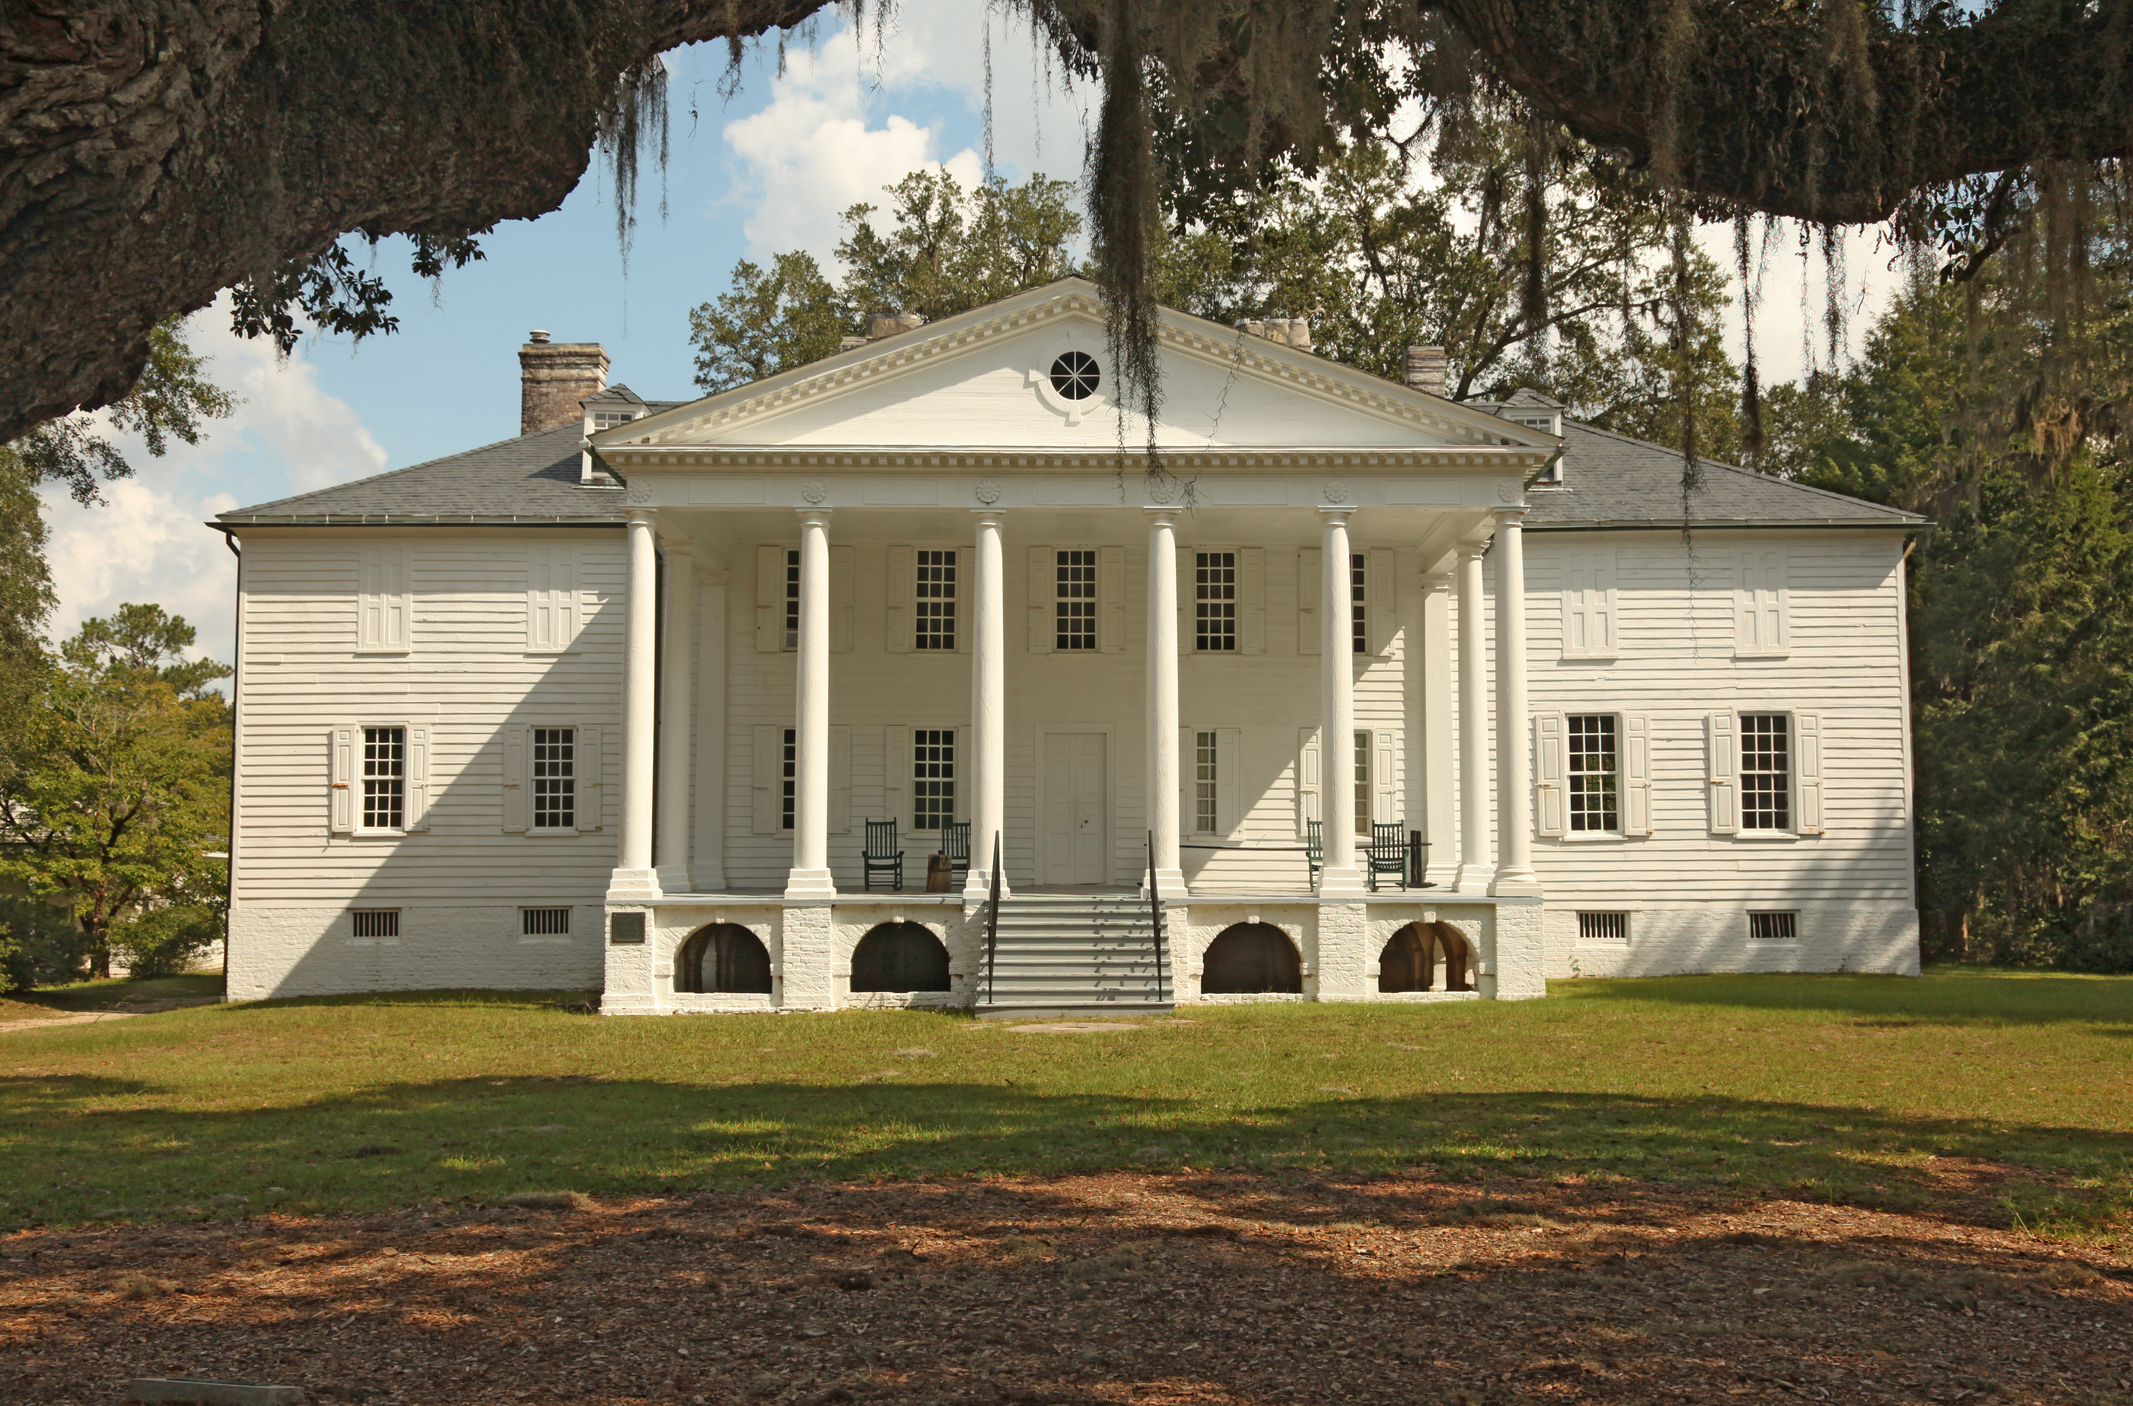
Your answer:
1379;921;1473;992
676;923;773;994
851;921;951;993
1201;922;1304;994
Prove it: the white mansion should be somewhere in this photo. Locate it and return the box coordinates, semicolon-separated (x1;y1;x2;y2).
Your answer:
214;279;1923;1010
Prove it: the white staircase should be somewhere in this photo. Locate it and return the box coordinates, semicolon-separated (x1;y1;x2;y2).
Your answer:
976;894;1173;1016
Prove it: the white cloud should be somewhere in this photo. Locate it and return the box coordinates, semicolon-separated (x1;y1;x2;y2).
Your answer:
1701;219;1907;388
40;292;388;671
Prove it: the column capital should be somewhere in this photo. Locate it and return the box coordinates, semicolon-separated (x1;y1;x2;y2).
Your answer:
1454;538;1489;561
624;507;657;525
970;507;1006;526
1316;506;1356;524
1142;506;1180;525
697;566;729;586
795;507;832;527
1490;505;1530;525
660;536;695;557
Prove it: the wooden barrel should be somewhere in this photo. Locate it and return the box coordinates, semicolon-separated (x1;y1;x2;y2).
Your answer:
924;853;953;892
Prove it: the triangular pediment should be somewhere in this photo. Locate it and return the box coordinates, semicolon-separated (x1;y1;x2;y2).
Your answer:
594;279;1555;456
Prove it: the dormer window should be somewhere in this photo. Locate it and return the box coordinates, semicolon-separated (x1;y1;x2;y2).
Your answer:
591;409;639;431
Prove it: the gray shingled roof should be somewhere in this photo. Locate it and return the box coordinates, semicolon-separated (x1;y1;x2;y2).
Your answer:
1525;421;1919;529
218;392;1913;531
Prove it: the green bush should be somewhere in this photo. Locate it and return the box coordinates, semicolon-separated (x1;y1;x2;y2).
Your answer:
0;895;95;991
108;904;219;979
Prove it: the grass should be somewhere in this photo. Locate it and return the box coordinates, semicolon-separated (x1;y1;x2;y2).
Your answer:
1;966;2128;1235
0;971;222;1016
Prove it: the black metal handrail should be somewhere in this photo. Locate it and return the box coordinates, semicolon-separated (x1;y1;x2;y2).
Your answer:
1145;831;1172;1006
983;830;1003;1006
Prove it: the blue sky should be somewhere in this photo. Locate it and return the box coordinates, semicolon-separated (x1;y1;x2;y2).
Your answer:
38;5;1889;670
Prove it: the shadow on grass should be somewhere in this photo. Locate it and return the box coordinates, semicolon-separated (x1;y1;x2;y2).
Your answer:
4;973;224;1013
5;1070;2127;1234
1560;968;2133;1030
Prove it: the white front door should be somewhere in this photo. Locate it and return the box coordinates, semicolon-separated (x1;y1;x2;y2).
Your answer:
1041;732;1108;884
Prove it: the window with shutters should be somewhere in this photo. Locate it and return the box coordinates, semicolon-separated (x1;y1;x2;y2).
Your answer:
531;727;575;830
915;550;957;649
1194;731;1219;834
362;727;405;831
1353;730;1372;834
913;730;956;830
783;549;801;650
1194;551;1237;651
1351;554;1368;654
1740;714;1792;830
1568;715;1619;833
1057;549;1097;650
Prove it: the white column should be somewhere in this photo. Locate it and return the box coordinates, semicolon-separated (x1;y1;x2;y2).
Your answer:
1491;508;1541;896
1317;509;1365;896
654;538;696;894
609;508;660;898
965;509;1009;900
785;508;835;898
1418;566;1459;887
1144;509;1186;898
1453;540;1491;893
693;566;729;892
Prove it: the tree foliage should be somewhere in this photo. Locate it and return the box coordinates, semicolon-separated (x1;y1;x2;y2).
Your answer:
0;606;232;982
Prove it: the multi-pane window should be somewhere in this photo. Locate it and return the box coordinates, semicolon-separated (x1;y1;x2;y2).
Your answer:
780;727;797;831
1351;554;1368;654
1195;731;1219;834
916;550;957;650
1195;551;1237;651
362;726;405;830
1354;729;1372;836
531;727;576;830
1568;715;1619;833
914;730;956;831
1056;550;1097;650
783;549;800;650
1740;714;1792;830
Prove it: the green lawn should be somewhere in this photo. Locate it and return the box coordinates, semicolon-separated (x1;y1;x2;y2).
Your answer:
2;968;2128;1235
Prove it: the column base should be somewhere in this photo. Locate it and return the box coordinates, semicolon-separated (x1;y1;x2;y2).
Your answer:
654;865;693;895
1451;863;1493;895
783;868;837;900
605;867;661;902
1315;865;1368;899
1137;867;1188;903
962;875;1013;904
1488;867;1543;898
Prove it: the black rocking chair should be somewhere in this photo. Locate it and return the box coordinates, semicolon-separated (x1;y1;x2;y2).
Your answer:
863;819;904;892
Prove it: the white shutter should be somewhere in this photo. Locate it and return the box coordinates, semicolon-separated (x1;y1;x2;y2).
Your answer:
755;546;783;653
1737;550;1788;653
1295;726;1322;835
1368;548;1396;654
1533;714;1566;837
1795;711;1823;835
502;726;527;833
577;725;603;831
329;725;356;835
884;725;912;830
1707;711;1739;835
1098;546;1126;653
954;726;972;823
830;546;854;653
404;724;431;831
1761;551;1788;649
1298;549;1321;655
1372;728;1399;828
1239;548;1266;654
1562;553;1592;657
829;724;852;833
359;544;410;652
527;546;578;651
1216;728;1242;836
1177;544;1194;655
752;724;782;834
1590;549;1616;653
1027;546;1054;654
885;546;913;653
1180;725;1196;834
1623;713;1652;836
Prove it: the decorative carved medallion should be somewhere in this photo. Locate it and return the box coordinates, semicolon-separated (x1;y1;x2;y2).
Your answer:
1496;479;1521;503
1147;476;1177;504
973;478;1002;504
1322;479;1349;503
799;479;828;504
626;483;653;505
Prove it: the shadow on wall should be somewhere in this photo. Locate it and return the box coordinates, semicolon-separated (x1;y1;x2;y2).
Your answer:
1203;923;1303;994
1379;922;1472;993
676;924;773;994
853;922;952;993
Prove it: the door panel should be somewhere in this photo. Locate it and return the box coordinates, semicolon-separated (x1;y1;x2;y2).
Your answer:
1042;733;1108;884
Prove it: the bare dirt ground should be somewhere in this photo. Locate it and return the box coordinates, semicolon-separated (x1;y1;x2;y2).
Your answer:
1;1174;2128;1405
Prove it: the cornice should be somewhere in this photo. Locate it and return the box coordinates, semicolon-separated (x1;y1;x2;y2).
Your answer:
602;446;1552;472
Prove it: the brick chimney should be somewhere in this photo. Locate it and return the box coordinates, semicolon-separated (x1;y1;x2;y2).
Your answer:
1235;318;1312;351
519;331;609;436
1404;346;1448;397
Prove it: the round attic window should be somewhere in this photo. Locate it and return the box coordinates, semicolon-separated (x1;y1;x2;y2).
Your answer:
1048;351;1101;400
